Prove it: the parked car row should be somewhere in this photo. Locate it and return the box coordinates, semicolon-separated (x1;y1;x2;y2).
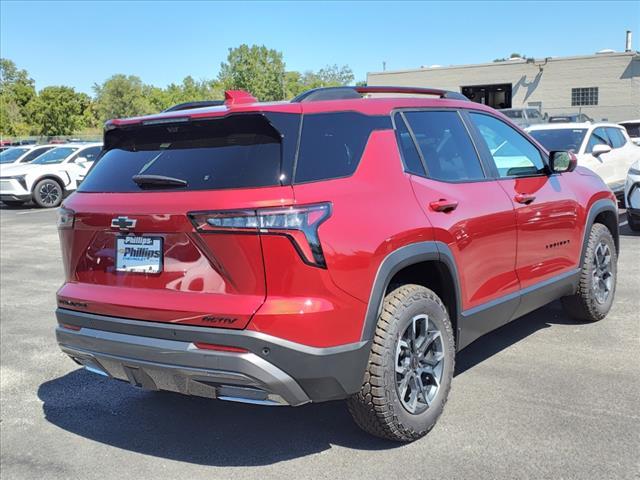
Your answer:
526;122;639;199
0;142;102;208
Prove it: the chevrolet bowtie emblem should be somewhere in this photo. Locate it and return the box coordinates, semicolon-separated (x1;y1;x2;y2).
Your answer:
111;216;137;231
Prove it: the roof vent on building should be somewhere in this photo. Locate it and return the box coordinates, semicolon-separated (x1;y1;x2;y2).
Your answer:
596;49;616;54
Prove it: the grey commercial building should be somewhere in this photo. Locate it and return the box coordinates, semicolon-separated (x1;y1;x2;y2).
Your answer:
367;51;639;122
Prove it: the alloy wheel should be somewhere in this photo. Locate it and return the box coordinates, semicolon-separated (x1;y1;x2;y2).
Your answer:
395;314;445;414
592;241;613;305
39;182;61;207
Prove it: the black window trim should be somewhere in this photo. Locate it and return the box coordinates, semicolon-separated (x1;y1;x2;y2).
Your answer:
391;107;491;185
464;110;552;180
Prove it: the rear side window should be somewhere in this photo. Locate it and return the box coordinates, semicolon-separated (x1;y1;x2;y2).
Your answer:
80;115;286;192
606;128;626;148
294;112;390;183
394;113;425;175
403;110;485;182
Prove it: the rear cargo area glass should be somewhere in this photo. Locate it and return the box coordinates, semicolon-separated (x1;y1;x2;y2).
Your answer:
80;114;283;192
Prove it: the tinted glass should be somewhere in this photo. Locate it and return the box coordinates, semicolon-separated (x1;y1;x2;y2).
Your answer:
621;122;640;137
21;147;53;163
527;109;542;119
528;128;587;153
80;115;282;192
606;128;626;148
32;147;78;164
403;111;484;182
502;110;523;119
295;112;389;183
587;127;611;152
0;147;29;163
470;112;545;177
394;113;425;175
75;146;101;162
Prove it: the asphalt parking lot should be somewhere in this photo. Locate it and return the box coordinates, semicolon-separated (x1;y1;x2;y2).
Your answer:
0;203;638;480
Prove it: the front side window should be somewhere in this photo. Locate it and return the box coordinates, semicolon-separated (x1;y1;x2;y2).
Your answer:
621;122;640;138
74;146;102;162
470;112;545;177
605;128;626;149
32;147;78;164
402;110;484;182
21;147;53;163
587;128;611;153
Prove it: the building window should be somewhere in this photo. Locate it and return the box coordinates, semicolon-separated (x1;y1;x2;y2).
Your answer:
571;87;598;106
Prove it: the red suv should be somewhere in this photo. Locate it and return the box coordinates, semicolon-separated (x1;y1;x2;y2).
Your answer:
55;86;619;441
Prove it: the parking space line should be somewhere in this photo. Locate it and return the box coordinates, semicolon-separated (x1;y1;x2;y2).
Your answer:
619;220;628;227
15;209;56;215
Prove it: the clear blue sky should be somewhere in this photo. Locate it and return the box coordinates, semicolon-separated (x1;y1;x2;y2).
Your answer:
1;0;638;94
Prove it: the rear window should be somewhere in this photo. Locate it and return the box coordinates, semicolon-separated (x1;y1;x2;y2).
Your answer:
528;128;587;152
294;112;390;183
80;114;289;192
621;122;640;137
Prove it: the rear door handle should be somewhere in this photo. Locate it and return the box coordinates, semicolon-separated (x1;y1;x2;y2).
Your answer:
429;199;458;212
514;193;536;205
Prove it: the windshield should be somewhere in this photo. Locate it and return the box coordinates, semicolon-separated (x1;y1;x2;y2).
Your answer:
0;147;29;163
528;128;587;152
32;147;78;164
502;110;523;119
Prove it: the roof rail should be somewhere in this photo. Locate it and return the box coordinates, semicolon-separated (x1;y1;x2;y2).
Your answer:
163;100;224;112
291;85;469;103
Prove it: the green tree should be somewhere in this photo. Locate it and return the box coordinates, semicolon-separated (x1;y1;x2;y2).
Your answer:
283;64;355;99
29;86;89;136
93;74;153;122
218;44;285;101
0;58;36;136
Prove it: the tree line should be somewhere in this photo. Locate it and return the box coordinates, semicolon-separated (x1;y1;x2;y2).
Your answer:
0;44;360;138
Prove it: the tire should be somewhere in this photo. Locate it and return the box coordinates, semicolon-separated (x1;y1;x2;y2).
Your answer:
2;200;25;207
32;178;63;208
561;223;617;322
347;284;455;442
627;213;640;232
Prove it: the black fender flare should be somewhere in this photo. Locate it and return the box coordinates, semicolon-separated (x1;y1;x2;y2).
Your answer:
31;174;69;193
360;241;461;343
580;198;619;263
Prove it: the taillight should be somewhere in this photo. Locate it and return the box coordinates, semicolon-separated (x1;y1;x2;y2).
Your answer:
189;203;331;268
57;207;75;229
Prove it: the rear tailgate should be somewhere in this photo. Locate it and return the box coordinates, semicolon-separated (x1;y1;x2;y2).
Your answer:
58;112;299;329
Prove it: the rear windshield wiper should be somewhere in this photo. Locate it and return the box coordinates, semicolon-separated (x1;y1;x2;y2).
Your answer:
132;174;187;188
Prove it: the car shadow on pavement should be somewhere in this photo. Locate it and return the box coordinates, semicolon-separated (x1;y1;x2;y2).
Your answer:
38;300;581;465
37;371;400;466
455;299;581;376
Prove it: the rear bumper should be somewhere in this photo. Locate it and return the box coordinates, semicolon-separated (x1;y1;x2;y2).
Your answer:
55;308;370;405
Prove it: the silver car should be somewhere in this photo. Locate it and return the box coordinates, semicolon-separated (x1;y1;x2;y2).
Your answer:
499;107;546;128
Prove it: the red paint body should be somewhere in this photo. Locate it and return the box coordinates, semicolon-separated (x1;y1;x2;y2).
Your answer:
58;96;615;348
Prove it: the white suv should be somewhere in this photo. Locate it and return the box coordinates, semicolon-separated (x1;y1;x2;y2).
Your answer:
0;143;102;208
527;122;640;196
0;145;55;169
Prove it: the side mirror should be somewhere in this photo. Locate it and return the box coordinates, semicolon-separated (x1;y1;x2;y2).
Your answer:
592;144;612;156
549;151;577;173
